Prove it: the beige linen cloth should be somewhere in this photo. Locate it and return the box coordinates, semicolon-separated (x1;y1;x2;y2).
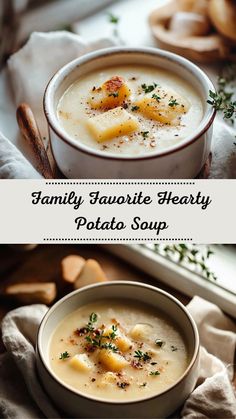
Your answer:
0;31;114;179
0;296;235;418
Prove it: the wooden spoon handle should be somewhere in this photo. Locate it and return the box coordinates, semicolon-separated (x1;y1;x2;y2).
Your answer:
16;102;54;179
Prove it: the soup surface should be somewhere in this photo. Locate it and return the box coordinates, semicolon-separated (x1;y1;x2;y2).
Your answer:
57;65;203;156
49;299;188;401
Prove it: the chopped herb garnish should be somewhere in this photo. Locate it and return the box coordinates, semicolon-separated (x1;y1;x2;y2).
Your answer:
59;351;70;360
171;345;178;352
108;92;119;98
86;312;98;332
168;99;179;107
108;12;119;24
109;324;118;340
155;339;165;348
131;105;140;111
140;131;149;139
101;342;118;352
140;382;147;387
84;320;118;352
152;93;161;102
141;83;157;94
150;371;160;376
134;350;151;362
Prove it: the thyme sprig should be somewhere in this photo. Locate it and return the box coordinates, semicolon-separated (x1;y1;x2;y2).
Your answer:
207;63;236;124
84;314;118;352
134;350;151;362
86;312;98;332
153;244;217;281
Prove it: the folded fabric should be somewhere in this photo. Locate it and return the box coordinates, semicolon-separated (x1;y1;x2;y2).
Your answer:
0;131;42;179
0;31;114;178
0;296;235;418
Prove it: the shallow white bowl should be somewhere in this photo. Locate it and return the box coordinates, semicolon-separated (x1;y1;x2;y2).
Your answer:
44;46;215;179
36;281;199;418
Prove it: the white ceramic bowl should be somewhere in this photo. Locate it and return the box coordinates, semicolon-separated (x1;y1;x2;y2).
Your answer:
44;46;215;179
36;281;199;418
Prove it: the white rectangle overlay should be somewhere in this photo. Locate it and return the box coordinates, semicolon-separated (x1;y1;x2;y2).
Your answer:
0;180;235;244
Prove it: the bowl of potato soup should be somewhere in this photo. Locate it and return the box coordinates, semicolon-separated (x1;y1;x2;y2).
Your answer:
36;281;199;418
44;46;215;178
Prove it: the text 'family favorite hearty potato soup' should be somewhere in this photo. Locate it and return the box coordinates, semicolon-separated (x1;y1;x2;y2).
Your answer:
57;65;203;156
49;299;188;401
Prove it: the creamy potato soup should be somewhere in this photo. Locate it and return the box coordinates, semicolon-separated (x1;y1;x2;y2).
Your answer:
49;299;188;401
57;65;203;156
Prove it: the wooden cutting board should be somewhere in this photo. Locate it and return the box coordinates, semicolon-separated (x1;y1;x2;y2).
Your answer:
149;1;236;63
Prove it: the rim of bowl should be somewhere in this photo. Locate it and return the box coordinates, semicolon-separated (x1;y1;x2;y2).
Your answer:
37;280;200;405
44;46;216;162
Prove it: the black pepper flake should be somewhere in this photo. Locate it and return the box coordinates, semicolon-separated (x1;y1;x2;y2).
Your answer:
117;382;130;389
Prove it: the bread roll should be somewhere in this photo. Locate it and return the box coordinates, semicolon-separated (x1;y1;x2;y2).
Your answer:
209;0;236;42
178;0;209;15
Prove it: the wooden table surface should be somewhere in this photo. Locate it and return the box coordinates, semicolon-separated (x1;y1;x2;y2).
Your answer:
0;244;189;351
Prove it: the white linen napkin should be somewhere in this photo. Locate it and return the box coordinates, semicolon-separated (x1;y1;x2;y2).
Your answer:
0;131;42;179
0;296;235;418
0;31;114;179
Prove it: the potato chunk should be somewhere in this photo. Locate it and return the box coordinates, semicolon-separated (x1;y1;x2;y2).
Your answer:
99;349;128;372
135;86;190;124
116;335;133;352
99;372;117;387
74;259;107;289
89;76;131;110
87;107;139;142
103;326;132;352
69;354;93;372
129;323;153;341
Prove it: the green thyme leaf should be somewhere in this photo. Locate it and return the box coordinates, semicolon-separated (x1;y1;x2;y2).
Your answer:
141;83;157;94
140;131;149;139
108;92;119;98
152;93;161;102
134;350;151;362
131;105;140;111
108;12;119;24
150;371;160;376
59;351;70;360
168;99;179;107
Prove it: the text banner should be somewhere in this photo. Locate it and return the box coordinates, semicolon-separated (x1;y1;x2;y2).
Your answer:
0;180;235;243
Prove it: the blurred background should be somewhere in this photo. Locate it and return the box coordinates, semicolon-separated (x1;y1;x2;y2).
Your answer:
1;0;236;68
